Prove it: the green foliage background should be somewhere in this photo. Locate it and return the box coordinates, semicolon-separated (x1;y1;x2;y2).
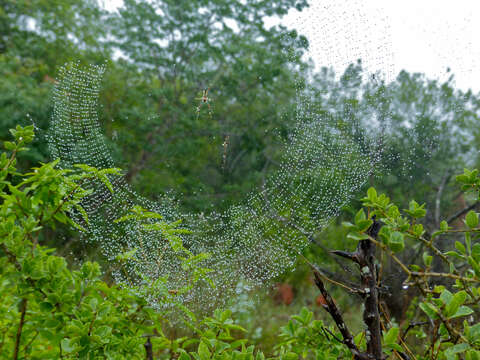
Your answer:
1;0;480;358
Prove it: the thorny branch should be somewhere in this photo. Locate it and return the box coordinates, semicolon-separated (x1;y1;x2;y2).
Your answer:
313;270;373;360
314;217;385;359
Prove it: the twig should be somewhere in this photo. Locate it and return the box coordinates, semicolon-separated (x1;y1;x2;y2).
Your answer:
446;201;480;224
144;336;153;360
401;321;428;341
357;219;383;359
410;271;478;283
22;330;39;354
321;326;343;343
13;298;27;360
299;254;364;294
313;270;373;360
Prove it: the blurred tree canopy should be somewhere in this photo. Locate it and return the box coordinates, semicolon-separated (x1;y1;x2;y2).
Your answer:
1;0;479;221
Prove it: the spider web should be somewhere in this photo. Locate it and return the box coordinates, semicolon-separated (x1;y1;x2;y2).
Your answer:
46;2;398;311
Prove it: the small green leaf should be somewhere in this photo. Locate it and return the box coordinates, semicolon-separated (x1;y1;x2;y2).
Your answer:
355;209;366;224
423;252;432;267
455;241;466;255
465;210;479;228
440;220;448;231
283;353;299;360
468;256;480;277
450;306;474;319
383;327;399;344
388;231;405;252
419;302;439;319
93;325;112;337
4;141;16;151
367;187;377;201
61;338;75;353
198;341;211;360
347;232;369;241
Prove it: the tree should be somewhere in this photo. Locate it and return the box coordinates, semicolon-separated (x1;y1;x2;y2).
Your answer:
104;0;310;211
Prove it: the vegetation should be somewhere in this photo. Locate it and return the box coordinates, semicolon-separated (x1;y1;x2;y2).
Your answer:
2;125;480;359
1;0;480;359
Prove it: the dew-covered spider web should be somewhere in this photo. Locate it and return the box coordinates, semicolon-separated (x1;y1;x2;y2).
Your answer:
46;61;386;311
45;1;451;312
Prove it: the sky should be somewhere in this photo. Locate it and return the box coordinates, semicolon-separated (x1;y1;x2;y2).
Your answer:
101;0;480;92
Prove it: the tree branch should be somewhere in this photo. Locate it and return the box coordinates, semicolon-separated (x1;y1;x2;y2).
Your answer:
13;298;27;360
357;219;383;359
446;201;480;224
313;270;373;360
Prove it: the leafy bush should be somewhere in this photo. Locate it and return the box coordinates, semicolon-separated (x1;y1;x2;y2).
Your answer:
333;175;480;359
2;125;479;359
0;125;340;360
0;125;213;359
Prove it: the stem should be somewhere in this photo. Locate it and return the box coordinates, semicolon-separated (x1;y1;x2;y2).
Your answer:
410;271;478;283
13;298;27;360
22;330;39;355
313;270;372;360
358;219;383;359
144;337;153;360
2;148;17;172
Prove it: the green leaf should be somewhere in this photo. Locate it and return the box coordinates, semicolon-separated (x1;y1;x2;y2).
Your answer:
465;210;479;228
388;231;405;252
367;187;377;201
472;243;480;262
445;291;468;318
419;302;439;319
179;353;192;360
355;209;366;224
356;219;373;232
455;241;466;255
423;252;432;267
39;301;54;311
4;141;16;151
347;232;369;241
383;326;399;344
468;256;480;277
440;220;448;231
61;338;75;353
198;341;211;360
445;343;470;356
341;221;355;229
444;251;464;260
440;289;454;305
450;306;474;319
255;352;265;360
93;325;112;337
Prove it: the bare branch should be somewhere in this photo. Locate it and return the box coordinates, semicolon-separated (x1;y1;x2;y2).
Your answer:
313;270;374;360
446;201;480;224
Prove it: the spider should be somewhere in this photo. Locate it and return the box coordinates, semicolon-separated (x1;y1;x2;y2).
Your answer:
222;135;230;170
195;88;213;119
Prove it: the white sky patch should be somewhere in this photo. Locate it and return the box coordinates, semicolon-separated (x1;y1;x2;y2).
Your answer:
101;0;480;92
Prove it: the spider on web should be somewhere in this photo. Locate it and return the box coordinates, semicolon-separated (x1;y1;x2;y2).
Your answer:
195;87;213;120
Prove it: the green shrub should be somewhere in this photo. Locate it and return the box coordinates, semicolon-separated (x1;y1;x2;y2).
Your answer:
0;125;213;359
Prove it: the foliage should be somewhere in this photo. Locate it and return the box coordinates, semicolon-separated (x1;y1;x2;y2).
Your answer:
2;0;480;357
0;125;212;358
0;125;346;359
338;173;480;359
275;307;350;359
